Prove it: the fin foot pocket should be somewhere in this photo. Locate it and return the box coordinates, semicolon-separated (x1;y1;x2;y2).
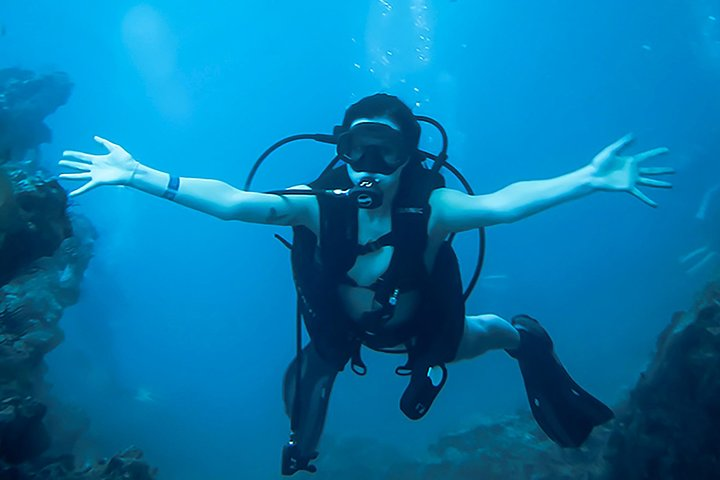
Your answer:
508;314;614;447
400;364;447;420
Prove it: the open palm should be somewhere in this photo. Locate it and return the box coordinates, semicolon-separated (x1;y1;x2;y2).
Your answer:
590;134;673;207
58;136;138;196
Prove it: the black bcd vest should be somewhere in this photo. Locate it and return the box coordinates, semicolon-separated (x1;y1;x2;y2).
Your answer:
290;162;466;374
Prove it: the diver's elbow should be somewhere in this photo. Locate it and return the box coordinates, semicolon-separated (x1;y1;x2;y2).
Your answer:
481;197;522;225
497;211;523;225
213;201;244;221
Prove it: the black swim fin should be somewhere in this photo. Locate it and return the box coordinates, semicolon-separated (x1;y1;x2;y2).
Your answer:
508;314;614;448
400;364;448;420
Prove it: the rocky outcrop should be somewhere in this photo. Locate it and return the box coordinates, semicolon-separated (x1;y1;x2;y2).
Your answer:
314;415;610;480
0;68;72;159
424;415;610;480
603;279;720;479
0;447;158;480
0;168;74;287
0;68;156;479
0;213;93;394
0;396;50;465
0;68;75;287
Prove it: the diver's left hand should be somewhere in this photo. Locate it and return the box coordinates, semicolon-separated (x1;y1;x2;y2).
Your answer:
589;134;673;207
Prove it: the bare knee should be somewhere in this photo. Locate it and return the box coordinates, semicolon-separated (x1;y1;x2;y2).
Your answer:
477;314;519;346
453;314;520;362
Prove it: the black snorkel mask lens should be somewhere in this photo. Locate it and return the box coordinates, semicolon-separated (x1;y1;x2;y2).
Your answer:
336;122;409;175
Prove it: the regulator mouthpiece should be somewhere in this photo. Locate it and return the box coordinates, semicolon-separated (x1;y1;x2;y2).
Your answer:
349;177;383;209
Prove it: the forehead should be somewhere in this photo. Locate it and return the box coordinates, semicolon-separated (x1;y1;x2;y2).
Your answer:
350;116;401;131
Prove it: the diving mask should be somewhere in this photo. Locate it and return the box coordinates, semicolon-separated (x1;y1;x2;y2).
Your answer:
336;122;410;175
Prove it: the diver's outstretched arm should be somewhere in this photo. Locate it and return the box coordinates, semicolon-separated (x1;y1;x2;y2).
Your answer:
59;136;313;226
431;134;673;234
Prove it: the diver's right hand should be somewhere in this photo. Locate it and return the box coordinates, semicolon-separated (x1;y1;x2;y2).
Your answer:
59;136;140;196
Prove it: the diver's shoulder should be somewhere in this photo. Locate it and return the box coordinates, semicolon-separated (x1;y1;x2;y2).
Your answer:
429;187;467;208
427;188;464;237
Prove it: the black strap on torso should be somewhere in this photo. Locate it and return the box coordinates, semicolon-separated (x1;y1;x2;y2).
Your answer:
291;162;455;367
314;163;442;331
356;232;393;256
288;161;466;434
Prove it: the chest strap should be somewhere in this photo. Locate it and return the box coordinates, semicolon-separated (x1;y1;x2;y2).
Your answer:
356;232;394;256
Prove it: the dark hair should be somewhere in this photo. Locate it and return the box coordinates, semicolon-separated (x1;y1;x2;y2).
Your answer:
342;93;421;149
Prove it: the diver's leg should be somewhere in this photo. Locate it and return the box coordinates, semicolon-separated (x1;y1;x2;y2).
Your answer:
451;314;520;362
282;342;339;462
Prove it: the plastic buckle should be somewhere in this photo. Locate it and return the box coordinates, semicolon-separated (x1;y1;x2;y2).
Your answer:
350;346;367;376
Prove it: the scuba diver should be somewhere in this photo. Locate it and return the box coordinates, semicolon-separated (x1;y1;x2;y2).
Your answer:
59;94;673;475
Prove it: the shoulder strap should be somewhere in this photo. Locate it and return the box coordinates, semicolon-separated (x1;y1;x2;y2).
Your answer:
386;162;445;289
306;166;358;278
297;163;446;320
355;164;445;329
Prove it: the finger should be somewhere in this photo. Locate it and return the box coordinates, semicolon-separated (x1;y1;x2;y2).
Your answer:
59;172;92;181
58;159;92;171
69;181;97;197
638;177;672;188
94;135;120;151
604;133;634;155
639;166;675;176
635;147;669;163
62;150;96;163
630;187;657;208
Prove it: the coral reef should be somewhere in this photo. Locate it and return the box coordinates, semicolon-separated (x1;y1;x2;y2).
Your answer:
314;415;610;480
423;414;610;480
0;68;74;287
0;68;156;479
0;396;50;465
0;68;72;160
0;167;73;287
0;446;158;480
603;279;720;479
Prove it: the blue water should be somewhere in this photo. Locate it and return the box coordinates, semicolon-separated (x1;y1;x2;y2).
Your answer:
3;1;719;478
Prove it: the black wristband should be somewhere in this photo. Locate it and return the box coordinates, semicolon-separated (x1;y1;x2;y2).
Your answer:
163;175;180;200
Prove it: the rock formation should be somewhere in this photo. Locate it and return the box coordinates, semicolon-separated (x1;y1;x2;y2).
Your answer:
0;68;157;479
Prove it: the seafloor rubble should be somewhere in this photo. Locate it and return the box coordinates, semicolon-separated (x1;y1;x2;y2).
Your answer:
315;274;720;480
0;68;157;479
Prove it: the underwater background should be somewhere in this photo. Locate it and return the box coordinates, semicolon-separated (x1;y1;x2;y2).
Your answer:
2;0;719;478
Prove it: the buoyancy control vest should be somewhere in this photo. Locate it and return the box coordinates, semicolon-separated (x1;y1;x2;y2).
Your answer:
290;161;466;393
